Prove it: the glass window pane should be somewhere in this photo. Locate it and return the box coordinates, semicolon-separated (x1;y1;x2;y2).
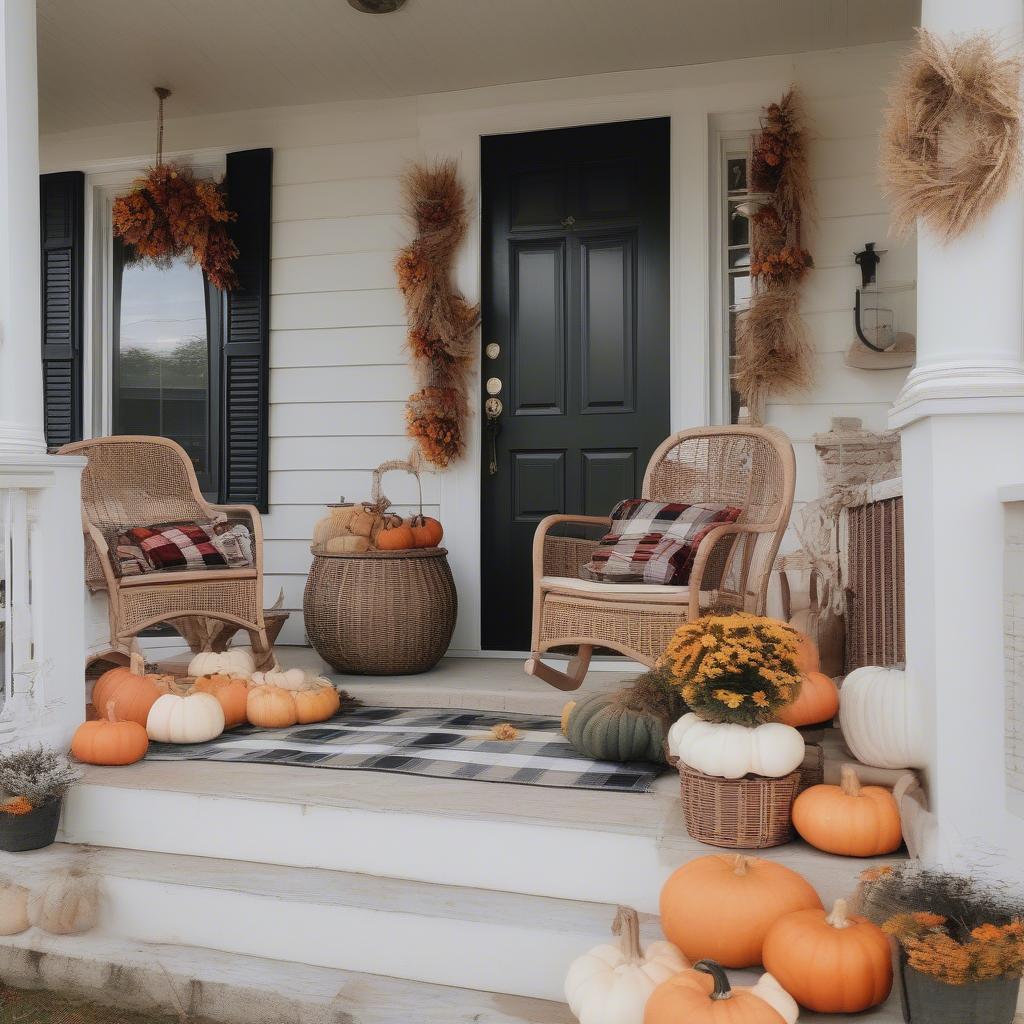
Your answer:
727;157;747;193
115;256;210;478
727;205;750;247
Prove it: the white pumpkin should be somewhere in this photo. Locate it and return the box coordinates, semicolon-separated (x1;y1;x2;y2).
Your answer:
565;906;688;1024
839;666;927;769
250;667;314;691
147;692;225;744
187;648;255;680
0;880;29;935
736;969;800;1024
668;713;805;779
28;870;100;935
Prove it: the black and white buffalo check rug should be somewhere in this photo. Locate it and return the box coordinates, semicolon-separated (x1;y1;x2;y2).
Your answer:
144;705;663;793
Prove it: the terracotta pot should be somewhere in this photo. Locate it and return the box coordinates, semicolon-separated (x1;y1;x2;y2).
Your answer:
897;950;1020;1024
0;799;61;852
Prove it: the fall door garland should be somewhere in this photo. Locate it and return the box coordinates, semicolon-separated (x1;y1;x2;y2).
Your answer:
395;161;480;468
112;88;239;290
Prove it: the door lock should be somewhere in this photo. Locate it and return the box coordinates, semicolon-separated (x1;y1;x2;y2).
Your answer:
485;377;502;396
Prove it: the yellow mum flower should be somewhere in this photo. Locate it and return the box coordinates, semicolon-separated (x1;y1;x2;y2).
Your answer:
713;689;745;709
752;690;769;707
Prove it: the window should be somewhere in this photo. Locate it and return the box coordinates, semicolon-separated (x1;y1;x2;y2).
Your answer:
111;242;222;494
723;147;752;424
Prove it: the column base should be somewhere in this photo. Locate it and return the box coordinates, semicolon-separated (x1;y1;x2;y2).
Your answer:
0;422;46;456
889;360;1024;430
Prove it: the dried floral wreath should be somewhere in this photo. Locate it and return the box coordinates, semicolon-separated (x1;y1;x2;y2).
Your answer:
882;30;1023;242
395;161;480;468
111;88;238;290
733;89;814;422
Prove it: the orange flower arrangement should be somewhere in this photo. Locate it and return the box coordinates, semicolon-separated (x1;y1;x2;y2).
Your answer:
112;163;238;290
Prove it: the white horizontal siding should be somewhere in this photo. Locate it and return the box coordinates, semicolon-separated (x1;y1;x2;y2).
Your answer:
270;401;406;437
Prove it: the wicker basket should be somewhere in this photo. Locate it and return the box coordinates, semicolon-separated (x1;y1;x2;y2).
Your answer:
798;742;824;794
304;547;457;675
678;763;801;849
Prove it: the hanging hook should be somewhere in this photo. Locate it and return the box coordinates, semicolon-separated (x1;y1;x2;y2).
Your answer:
154;86;171;166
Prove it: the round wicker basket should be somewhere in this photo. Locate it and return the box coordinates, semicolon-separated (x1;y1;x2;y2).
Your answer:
304;547;457;675
678;762;801;849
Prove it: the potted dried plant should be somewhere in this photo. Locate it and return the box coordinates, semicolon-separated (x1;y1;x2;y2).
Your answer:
858;864;1024;1024
0;746;81;852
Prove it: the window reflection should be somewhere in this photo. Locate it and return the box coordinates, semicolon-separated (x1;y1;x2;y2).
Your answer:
114;254;211;482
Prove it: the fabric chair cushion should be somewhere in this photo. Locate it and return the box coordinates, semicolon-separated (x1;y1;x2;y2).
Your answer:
110;520;254;577
579;498;741;586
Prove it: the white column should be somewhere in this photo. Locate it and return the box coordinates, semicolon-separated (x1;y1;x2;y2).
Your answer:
892;0;1024;876
0;0;45;455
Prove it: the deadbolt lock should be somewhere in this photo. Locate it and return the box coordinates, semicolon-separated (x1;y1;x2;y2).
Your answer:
485;342;501;360
485;377;502;396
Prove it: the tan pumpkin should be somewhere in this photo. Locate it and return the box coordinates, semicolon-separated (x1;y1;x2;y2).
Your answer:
28;870;100;935
792;764;903;857
763;897;892;1013
776;670;839;727
91;653;172;727
71;702;149;765
192;674;250;729
247;684;299;728
0;880;29;935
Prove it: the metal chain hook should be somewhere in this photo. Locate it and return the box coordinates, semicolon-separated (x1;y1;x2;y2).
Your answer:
154;86;171;166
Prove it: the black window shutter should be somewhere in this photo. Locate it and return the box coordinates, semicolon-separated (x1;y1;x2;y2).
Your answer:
40;171;84;449
221;148;272;510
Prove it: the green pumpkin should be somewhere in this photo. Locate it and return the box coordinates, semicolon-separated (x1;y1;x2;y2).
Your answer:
564;668;687;764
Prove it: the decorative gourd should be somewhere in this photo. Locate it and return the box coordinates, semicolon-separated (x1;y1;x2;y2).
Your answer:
186;648;255;680
192;675;250;729
566;693;666;764
247;684;299;728
775;671;839;728
792;765;902;857
250;667;311;691
410;515;444;548
293;683;341;724
763;897;892;1013
28;870;100;935
644;960;798;1024
565;906;689;1024
91;653;171;727
0;880;29;935
146;692;225;744
838;666;927;769
71;702;149;765
668;714;805;779
660;854;822;968
376;520;415;550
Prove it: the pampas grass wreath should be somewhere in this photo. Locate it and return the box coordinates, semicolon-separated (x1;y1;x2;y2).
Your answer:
882;30;1023;242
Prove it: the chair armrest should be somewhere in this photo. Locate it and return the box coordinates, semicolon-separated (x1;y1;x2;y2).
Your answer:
687;522;772;617
208;503;265;573
81;514;119;591
532;514;610;581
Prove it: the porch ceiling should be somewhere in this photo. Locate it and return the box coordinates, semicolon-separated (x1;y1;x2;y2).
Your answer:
37;0;917;135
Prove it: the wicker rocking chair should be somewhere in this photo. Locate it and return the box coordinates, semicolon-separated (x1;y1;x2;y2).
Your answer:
58;435;271;667
525;426;796;690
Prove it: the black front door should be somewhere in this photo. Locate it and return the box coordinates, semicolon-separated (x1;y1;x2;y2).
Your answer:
481;118;671;651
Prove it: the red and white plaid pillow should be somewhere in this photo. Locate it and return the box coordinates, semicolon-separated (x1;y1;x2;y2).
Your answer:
112;521;253;576
579;499;741;586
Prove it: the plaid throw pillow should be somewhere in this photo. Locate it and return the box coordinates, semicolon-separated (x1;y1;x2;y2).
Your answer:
579;499;742;586
112;521;254;576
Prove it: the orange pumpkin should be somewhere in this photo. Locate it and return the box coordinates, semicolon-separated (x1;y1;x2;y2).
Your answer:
792;764;903;856
376;520;415;551
71;702;149;766
409;515;443;548
246;684;299;728
193;674;250;729
644;960;799;1024
763;897;892;1013
776;670;839;727
660;854;822;968
794;632;820;673
293;684;341;724
91;653;172;727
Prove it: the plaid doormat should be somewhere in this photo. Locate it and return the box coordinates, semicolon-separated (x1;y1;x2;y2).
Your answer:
144;705;663;793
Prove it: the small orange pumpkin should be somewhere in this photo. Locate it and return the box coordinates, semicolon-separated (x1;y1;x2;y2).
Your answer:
91;653;173;727
660;854;822;968
246;684;299;728
763;897;892;1013
71;702;149;766
293;684;341;724
792;764;903;857
376;520;415;551
410;515;443;548
776;670;839;727
193;674;250;729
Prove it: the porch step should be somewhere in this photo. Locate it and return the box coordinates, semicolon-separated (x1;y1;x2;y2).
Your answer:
62;759;901;915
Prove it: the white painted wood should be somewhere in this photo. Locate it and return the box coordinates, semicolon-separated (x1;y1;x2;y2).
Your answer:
270;436;410;471
270;400;407;437
274;136;419;186
270;365;413;404
271;253;400;296
273;177;402;222
270;470;437;506
271;289;405;331
273;214;408;258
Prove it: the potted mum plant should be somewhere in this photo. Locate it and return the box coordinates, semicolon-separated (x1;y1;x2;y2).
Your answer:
858;863;1024;1024
0;746;81;852
662;613;808;848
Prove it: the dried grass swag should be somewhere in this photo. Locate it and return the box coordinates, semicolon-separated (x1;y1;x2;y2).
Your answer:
396;161;480;468
734;89;814;422
882;30;1023;242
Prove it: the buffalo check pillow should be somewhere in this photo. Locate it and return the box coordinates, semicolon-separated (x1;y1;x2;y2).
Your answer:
579;499;742;586
111;521;254;576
